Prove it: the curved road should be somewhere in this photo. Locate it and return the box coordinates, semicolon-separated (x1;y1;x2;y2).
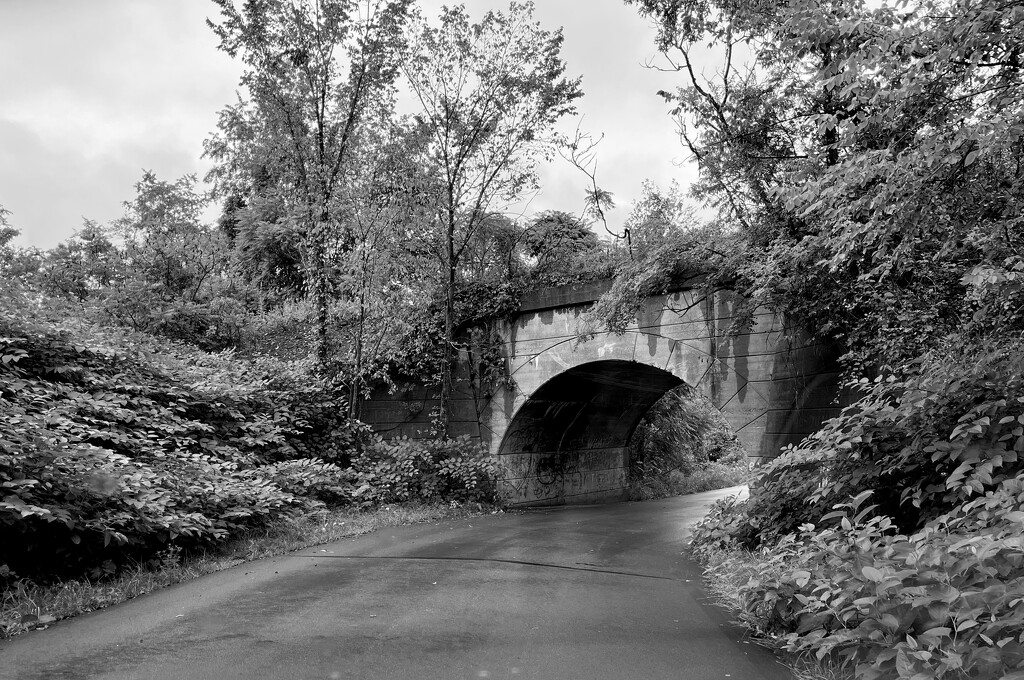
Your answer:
2;486;790;680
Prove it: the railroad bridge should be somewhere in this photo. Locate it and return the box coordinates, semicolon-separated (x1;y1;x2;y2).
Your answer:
363;280;842;507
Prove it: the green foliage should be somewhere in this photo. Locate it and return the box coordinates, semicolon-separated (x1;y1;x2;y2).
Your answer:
24;173;257;352
0;275;504;585
690;336;1024;676
579;183;744;337
206;0;416;366
631;386;743;472
350;436;498;506
695;482;1024;679
689;494;756;559
624;8;1024;671
523;210;607;286
625;383;749;501
628;384;746;501
223;195;306;298
630;0;1024;375
259;459;355;505
629;463;748;501
963;255;1024;342
0;280;367;581
712;339;1024;548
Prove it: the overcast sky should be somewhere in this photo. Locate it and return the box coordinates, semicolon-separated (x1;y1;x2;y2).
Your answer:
0;0;697;250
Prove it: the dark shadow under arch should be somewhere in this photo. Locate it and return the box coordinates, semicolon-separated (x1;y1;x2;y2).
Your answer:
496;360;686;506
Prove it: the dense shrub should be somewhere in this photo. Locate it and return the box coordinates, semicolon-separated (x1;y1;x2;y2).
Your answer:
694;479;1024;679
629;463;748;500
688;494;757;558
0;282;362;580
628;385;747;500
258;459;355;505
689;337;1024;678
705;339;1024;548
350;436;498;506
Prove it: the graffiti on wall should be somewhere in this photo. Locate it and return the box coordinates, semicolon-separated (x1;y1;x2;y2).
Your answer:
498;449;628;505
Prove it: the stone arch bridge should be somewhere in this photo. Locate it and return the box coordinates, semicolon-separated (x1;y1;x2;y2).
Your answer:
363;281;842;506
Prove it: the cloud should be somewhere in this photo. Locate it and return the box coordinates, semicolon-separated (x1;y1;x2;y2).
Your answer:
0;0;699;250
0;117;198;247
0;1;241;248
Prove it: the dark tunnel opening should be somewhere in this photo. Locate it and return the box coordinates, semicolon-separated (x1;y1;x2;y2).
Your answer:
496;360;686;506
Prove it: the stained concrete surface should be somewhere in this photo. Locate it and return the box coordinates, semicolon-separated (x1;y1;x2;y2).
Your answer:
1;486;789;680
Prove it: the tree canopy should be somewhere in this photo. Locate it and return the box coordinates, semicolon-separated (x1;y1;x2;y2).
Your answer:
205;0;415;365
398;0;582;431
627;2;1024;673
627;0;1024;373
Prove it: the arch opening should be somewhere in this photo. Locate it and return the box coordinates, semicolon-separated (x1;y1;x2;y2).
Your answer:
496;360;685;506
626;384;747;501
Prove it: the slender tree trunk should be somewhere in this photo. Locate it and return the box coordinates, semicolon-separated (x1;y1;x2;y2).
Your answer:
312;217;331;370
349;288;366;419
438;213;457;436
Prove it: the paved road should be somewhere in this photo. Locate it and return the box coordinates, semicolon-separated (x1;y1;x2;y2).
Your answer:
3;486;790;680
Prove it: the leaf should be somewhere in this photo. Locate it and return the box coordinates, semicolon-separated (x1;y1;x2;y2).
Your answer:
921;627;951;638
998;671;1024;680
862;566;884;582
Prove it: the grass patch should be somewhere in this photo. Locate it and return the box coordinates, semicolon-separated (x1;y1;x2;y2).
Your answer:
790;659;856;680
1;501;500;640
628;461;749;501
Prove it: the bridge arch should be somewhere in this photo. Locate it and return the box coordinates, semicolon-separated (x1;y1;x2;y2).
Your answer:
360;281;844;507
481;282;844;506
496;359;686;505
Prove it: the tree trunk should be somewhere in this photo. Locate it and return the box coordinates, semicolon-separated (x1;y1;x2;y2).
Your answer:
349;288;366;419
312;218;331;370
438;214;457;437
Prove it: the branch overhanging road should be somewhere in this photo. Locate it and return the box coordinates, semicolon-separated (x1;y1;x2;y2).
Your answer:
2;486;792;680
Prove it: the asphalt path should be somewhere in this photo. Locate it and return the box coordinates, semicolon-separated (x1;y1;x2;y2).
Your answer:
2;486;791;680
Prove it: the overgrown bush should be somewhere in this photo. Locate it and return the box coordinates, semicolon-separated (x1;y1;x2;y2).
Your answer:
705;339;1024;548
350;436;498;506
689;336;1024;679
0;282;363;581
694;481;1024;679
688;494;757;559
628;385;747;499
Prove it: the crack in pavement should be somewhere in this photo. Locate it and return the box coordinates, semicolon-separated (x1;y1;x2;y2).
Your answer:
292;554;679;581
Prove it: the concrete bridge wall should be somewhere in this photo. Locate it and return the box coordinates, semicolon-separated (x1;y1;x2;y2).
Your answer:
362;281;842;507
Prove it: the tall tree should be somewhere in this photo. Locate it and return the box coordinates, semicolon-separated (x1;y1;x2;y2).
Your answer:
39;220;121;302
114;172;219;303
401;1;582;432
627;0;1024;373
0;207;44;284
333;121;436;416
106;173;237;346
205;0;414;366
523;210;599;285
